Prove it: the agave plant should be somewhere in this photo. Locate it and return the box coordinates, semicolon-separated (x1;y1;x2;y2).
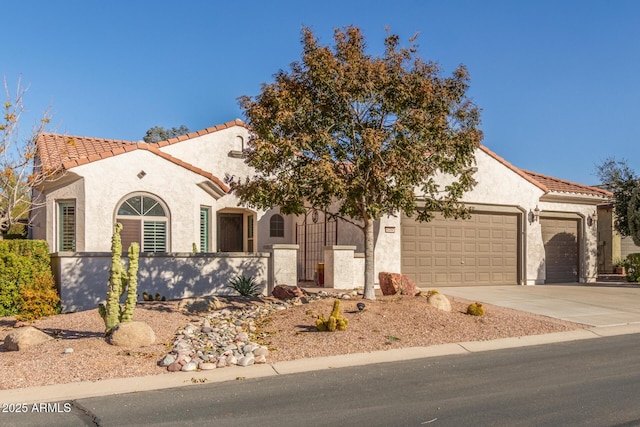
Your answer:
227;274;261;297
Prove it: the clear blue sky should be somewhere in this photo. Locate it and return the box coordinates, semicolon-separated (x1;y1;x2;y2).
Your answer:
4;1;639;185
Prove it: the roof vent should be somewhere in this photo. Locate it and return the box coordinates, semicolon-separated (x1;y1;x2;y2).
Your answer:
137;170;147;179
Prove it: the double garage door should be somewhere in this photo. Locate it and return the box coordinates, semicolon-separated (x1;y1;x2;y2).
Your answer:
401;212;581;287
401;212;519;286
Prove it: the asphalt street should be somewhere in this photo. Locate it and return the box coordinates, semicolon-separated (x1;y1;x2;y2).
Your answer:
4;333;640;427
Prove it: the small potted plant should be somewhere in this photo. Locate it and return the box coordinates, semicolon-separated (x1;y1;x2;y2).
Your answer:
613;258;626;275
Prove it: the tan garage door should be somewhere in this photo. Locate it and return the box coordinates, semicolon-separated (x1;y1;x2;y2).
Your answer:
541;218;578;283
621;236;640;259
401;212;519;286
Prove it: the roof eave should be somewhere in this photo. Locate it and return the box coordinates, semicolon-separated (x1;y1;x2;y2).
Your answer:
540;192;610;206
197;181;227;200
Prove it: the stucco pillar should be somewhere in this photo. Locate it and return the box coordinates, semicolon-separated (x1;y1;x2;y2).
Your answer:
323;245;356;289
353;253;365;288
264;244;299;292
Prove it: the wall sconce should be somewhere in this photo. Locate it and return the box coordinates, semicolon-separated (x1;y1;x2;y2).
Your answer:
587;212;597;227
528;205;540;224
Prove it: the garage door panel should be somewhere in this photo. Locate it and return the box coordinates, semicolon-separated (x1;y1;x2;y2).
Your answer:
402;211;519;287
541;218;578;283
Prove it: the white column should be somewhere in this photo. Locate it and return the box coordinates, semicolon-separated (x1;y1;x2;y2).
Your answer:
323;245;356;289
264;244;299;292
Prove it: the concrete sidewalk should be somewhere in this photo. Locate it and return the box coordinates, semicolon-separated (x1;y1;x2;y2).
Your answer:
3;282;640;405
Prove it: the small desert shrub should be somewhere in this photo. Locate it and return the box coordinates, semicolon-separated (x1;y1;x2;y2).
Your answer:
316;299;348;331
142;291;166;301
624;253;640;283
227;274;261;296
466;302;485;316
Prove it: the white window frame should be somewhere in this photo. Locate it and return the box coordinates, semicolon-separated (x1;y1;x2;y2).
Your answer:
115;193;170;253
57;200;76;251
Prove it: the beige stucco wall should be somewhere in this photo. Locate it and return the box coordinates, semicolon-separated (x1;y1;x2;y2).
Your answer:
51;252;270;312
36;175;86;252
407;147;602;285
539;199;599;283
71;150;226;252
159;126;253;182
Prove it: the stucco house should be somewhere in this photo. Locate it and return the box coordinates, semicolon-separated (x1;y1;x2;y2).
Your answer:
597;203;640;273
33;120;611;311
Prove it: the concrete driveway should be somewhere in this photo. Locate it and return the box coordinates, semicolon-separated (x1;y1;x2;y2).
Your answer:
436;283;640;327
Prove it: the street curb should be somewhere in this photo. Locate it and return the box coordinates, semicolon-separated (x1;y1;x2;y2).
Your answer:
3;323;640;405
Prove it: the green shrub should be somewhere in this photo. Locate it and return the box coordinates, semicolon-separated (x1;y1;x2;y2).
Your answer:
0;240;60;319
227;274;261;296
466;302;485;316
624;253;640;283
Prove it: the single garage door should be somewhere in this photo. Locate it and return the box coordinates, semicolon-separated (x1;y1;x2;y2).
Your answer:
621;236;640;259
541;217;578;283
401;212;519;286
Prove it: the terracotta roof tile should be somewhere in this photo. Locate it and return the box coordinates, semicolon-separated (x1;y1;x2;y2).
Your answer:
479;145;610;199
35;121;240;193
521;170;612;198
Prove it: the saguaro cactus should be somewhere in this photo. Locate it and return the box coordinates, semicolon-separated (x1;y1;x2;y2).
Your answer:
120;242;140;323
99;223;140;334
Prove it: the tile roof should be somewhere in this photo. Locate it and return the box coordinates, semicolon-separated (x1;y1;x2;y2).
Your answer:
478;145;611;198
35;120;247;193
36;119;610;201
521;170;612;198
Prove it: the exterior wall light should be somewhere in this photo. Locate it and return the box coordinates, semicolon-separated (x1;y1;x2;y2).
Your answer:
587;212;597;227
529;205;540;224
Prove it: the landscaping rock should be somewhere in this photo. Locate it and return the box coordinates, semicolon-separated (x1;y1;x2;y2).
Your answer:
4;327;53;351
272;285;305;300
199;362;217;370
159;354;176;367
181;361;198;372
177;296;222;313
238;355;255;366
427;293;451;312
167;362;182;372
107;321;156;347
378;272;420;296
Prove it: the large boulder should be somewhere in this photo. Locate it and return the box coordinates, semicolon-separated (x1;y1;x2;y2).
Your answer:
107;321;156;347
4;326;53;351
272;285;305;301
378;272;420;296
427;292;451;312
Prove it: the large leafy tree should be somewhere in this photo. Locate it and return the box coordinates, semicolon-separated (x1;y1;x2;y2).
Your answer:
229;27;482;299
628;186;640;246
142;125;190;143
596;158;639;241
0;77;53;238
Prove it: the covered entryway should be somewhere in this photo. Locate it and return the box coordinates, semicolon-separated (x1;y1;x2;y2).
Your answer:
401;211;520;286
541;217;579;283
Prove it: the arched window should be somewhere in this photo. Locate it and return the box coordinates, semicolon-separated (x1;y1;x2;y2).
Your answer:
116;194;169;252
270;214;284;238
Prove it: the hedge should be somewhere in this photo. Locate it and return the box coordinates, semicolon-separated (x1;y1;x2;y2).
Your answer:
0;240;60;319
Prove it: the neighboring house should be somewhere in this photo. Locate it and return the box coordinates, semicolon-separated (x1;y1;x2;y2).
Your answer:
597;203;640;273
33;120;611;310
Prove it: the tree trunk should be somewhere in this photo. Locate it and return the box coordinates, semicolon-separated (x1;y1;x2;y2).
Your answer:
363;218;376;300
